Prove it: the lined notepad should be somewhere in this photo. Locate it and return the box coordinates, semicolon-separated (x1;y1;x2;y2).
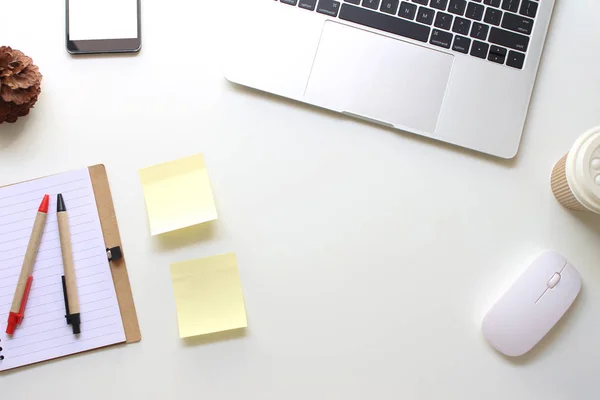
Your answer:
0;168;125;371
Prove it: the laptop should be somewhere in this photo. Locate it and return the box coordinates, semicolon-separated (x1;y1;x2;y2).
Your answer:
224;0;554;159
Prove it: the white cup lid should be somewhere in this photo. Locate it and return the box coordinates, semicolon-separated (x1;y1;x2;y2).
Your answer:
566;126;600;213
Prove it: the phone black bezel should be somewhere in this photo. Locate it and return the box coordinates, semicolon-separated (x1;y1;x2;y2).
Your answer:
66;0;142;55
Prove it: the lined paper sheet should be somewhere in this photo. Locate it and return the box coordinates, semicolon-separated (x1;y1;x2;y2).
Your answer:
0;168;125;371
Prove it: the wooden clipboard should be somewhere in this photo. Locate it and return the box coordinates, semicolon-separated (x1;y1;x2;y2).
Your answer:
4;165;141;344
88;164;140;343
0;165;139;372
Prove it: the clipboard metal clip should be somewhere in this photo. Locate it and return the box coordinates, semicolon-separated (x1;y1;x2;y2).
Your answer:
106;246;123;262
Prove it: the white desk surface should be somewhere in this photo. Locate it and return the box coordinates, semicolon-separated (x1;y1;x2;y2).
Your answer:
2;1;600;399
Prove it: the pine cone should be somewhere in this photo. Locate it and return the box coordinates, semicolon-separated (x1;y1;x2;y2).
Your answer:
0;46;42;124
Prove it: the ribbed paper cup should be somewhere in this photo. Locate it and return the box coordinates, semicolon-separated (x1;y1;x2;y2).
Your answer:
551;154;587;211
551;126;600;214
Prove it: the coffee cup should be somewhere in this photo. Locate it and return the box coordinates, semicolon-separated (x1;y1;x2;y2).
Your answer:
551;126;600;213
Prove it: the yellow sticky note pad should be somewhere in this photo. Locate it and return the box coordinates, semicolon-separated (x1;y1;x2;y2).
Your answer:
139;153;218;235
170;253;248;338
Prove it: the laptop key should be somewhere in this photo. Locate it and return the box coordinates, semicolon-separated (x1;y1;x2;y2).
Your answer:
484;8;502;26
489;45;507;56
452;17;471;35
506;50;525;69
488;26;529;52
501;13;533;35
448;0;467;15
452;35;471;53
344;0;361;3
434;12;453;30
430;0;448;11
317;0;341;16
470;22;489;40
483;0;501;7
362;0;380;9
519;0;537;18
399;1;418;19
488;45;507;64
501;0;519;13
412;0;428;4
430;29;453;48
470;40;489;59
416;6;435;25
299;0;318;10
465;2;484;21
280;0;298;5
339;3;431;42
381;0;400;14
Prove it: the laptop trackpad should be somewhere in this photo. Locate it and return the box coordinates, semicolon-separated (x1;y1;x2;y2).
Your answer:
305;21;454;134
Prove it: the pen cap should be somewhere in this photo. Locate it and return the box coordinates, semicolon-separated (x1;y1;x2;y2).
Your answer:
57;193;66;212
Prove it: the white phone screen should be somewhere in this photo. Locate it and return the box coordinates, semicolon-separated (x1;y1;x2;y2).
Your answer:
69;0;138;41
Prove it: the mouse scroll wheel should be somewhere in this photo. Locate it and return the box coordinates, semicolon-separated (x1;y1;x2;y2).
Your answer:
547;273;561;289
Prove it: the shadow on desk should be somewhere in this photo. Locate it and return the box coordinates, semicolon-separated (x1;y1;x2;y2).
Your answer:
68;52;139;60
226;81;520;169
182;328;247;347
153;220;218;251
572;211;600;238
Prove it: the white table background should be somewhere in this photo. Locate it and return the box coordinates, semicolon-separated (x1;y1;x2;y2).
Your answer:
2;1;600;399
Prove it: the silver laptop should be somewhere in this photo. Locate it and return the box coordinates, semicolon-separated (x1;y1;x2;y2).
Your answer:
224;0;553;159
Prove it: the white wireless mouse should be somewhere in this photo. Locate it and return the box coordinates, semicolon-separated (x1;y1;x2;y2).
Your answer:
482;251;581;357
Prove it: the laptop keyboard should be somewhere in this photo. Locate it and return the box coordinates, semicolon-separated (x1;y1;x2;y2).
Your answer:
279;0;539;69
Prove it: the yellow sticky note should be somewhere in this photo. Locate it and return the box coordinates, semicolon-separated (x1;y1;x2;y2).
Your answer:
139;153;218;235
170;253;248;338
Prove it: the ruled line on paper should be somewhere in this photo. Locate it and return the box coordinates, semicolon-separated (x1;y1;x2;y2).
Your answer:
11;329;121;359
0;245;102;272
0;210;94;230
0;226;97;247
0;234;100;257
0;194;88;218
9;323;118;350
0;178;86;201
14;313;119;341
1;191;90;210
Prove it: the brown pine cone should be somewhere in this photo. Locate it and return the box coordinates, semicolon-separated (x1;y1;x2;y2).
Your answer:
0;46;42;124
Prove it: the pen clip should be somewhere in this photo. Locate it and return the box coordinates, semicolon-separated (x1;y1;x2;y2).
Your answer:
61;275;72;325
17;276;33;325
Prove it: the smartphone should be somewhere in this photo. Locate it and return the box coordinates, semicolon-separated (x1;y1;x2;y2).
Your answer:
66;0;141;54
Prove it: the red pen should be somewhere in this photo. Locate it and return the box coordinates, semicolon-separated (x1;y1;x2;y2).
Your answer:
6;194;49;335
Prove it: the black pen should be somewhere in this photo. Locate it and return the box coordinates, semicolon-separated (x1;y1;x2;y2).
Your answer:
57;194;81;334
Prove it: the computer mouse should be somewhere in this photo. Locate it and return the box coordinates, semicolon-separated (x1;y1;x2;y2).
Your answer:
482;251;581;357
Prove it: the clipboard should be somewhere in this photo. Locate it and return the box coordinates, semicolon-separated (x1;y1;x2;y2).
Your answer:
0;164;140;371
